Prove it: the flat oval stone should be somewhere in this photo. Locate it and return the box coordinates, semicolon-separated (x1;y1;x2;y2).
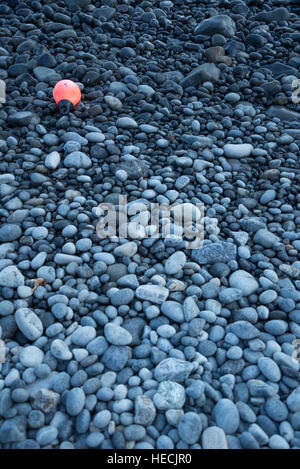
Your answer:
19;346;44;367
202;426;228;449
0;224;22;242
223;143;254;158
66;388;85;416
257;357;281;382
104;323;132;346
102;345;129;371
116;117;138;129
15;308;43;341
161;301;185;323
213;399;240;434
64;151;91;169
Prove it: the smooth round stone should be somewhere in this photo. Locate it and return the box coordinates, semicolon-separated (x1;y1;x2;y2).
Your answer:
265;397;288;422
157;325;176;338
202;426;228;449
114;242;137;257
94;253;115;264
239;431;260;449
64;152;92;169
48;294;68;308
50;373;70;394
141;189;156;199
31;252;47;270
286;388;300;412
85;132;105;143
178;412;202;444
213;399;240;434
73;349;88;362
156;435;174;449
31;227;48;240
291;412;300;431
117;274;139;289
17;286;32;298
115;170;128;182
11;388;30;403
223;143;254;158
229;270;259;296
124;424;146;441
50;339;72;361
51;303;68;320
139;124;158;133
264;320;288;336
62;225;77;237
66;388;86;416
76;238;92;252
157;138;169;148
260;189;276;205
116;117;138;129
104;95;123;110
253;229;279;248
45;151;61;170
0;300;14;316
109;288;134;306
36;266;55;283
238;246;251;259
137;84;155;97
71;326;96;346
19;346;44;367
171;203;201;223
86;432;104;448
62;132;88;145
62;242;76;255
36;426;58;446
225;92;240;103
259;290;278;305
102;345;129;371
15;308;43;341
64;141;81;153
44;134;59;146
269;435;289;450
257;357;281;382
0;224;22;242
94;410;111;429
227;346;243;360
165;251;186;275
104;323;132;346
161;301;184;323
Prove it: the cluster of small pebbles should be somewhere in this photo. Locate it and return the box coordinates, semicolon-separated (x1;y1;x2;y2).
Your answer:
0;0;300;450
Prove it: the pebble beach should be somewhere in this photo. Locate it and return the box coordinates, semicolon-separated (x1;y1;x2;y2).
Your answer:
0;0;300;450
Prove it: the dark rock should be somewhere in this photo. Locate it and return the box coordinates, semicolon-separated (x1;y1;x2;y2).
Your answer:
194;15;236;37
181;63;220;88
254;8;290;23
8;112;39;126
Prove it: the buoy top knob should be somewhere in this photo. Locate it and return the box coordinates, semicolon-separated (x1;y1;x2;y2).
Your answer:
53;80;81;114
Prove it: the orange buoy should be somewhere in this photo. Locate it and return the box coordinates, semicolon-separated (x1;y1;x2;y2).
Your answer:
53;79;81;114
